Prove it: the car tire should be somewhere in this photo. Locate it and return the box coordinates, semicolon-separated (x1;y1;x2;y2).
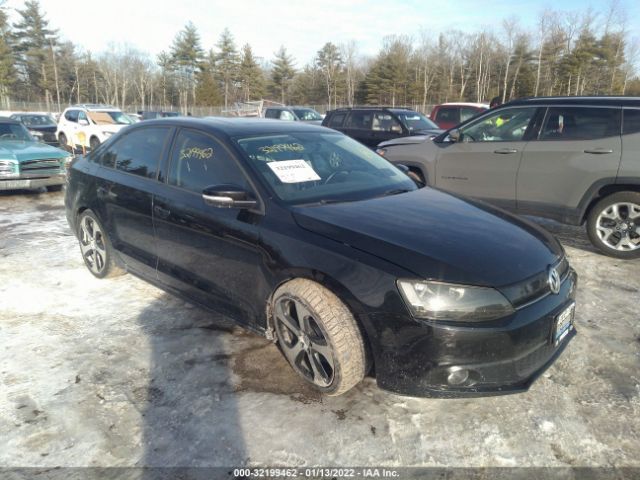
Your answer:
58;132;69;151
47;185;64;192
76;210;125;278
271;278;368;396
587;191;640;259
90;136;100;151
407;168;426;186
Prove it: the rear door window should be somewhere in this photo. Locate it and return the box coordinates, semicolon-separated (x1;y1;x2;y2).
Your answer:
539;107;621;140
345;111;373;130
623;109;640;135
167;129;249;193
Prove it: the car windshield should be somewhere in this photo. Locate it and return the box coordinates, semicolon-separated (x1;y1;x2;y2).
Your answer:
292;109;323;121
19;114;56;127
0;123;34;142
235;132;417;205
88;111;133;125
396;112;438;131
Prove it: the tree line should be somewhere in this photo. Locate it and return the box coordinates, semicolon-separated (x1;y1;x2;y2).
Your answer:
0;0;638;114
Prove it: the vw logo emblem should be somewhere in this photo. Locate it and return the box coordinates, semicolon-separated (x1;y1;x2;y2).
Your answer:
548;266;561;295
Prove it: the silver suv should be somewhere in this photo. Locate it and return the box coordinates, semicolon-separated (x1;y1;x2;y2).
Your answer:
378;96;640;259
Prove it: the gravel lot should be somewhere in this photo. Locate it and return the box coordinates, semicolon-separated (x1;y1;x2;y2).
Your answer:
1;189;639;469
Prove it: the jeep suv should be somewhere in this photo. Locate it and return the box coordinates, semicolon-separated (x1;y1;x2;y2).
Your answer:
377;96;640;258
322;107;442;149
57;104;134;151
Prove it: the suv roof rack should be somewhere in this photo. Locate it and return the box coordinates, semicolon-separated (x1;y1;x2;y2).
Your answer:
71;103;117;110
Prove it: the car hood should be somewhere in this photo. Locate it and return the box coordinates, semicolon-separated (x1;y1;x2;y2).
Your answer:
292;188;563;287
26;125;57;133
0;141;69;161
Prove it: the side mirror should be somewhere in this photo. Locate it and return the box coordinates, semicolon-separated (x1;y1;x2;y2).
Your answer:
395;163;409;173
449;129;461;143
202;184;258;209
78;119;89;126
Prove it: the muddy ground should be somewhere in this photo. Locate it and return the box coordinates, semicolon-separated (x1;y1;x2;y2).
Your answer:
0;189;639;468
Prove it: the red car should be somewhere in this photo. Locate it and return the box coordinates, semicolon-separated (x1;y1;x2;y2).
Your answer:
430;102;489;130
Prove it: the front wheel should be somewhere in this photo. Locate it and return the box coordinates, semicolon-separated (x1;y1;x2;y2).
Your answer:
587;192;640;259
271;279;368;396
77;210;125;278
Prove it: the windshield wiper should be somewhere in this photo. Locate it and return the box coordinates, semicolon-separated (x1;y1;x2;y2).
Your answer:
379;188;411;197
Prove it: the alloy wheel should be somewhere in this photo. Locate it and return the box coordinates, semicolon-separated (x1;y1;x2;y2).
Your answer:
274;296;335;387
79;215;107;274
595;202;640;252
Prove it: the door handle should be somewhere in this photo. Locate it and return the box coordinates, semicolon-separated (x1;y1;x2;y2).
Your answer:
153;205;171;219
584;148;613;154
493;148;518;154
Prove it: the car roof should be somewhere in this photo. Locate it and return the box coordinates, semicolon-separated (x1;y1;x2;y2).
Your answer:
503;96;640;108
436;102;489;108
327;106;416;114
141;117;331;137
0;116;21;125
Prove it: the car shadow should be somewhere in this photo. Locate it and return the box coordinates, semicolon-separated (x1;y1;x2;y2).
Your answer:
136;293;248;474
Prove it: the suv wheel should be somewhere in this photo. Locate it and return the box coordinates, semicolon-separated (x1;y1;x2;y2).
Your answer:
587;192;640;258
271;279;368;396
58;132;68;150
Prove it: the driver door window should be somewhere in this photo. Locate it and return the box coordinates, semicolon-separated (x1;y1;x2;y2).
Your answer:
461;107;535;142
168;129;249;193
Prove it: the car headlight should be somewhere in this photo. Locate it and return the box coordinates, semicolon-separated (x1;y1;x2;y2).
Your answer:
397;279;515;322
29;130;44;139
102;131;114;137
0;159;18;177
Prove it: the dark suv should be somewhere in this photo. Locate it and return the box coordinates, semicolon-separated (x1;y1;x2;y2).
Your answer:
378;96;640;258
322;107;442;148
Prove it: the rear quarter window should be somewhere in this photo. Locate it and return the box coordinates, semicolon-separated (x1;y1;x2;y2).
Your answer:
328;112;346;127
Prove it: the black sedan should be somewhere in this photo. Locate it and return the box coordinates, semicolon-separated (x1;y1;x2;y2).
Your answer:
64;118;577;397
10;113;59;145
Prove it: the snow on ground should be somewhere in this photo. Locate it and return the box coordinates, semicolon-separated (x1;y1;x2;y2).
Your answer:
0;190;639;468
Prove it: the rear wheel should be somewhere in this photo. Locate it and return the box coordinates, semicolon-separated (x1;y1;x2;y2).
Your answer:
271;279;368;396
77;210;125;278
58;132;68;150
587;192;640;259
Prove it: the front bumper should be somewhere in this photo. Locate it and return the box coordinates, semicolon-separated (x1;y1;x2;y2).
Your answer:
370;269;578;397
0;174;66;191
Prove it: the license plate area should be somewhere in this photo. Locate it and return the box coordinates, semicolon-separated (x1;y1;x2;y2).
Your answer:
553;302;575;346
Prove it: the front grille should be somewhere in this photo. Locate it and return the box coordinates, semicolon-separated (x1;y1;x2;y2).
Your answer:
20;158;61;172
500;257;571;309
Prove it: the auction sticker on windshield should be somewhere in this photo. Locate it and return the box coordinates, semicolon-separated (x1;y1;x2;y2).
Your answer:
267;159;321;183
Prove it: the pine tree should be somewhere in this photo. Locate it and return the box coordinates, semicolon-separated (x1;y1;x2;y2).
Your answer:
0;4;15;108
238;44;264;101
270;46;296;104
315;42;342;108
169;22;204;113
213;28;239;109
12;0;58;104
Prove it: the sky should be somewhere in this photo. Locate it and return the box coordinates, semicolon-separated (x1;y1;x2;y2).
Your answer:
5;0;640;65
